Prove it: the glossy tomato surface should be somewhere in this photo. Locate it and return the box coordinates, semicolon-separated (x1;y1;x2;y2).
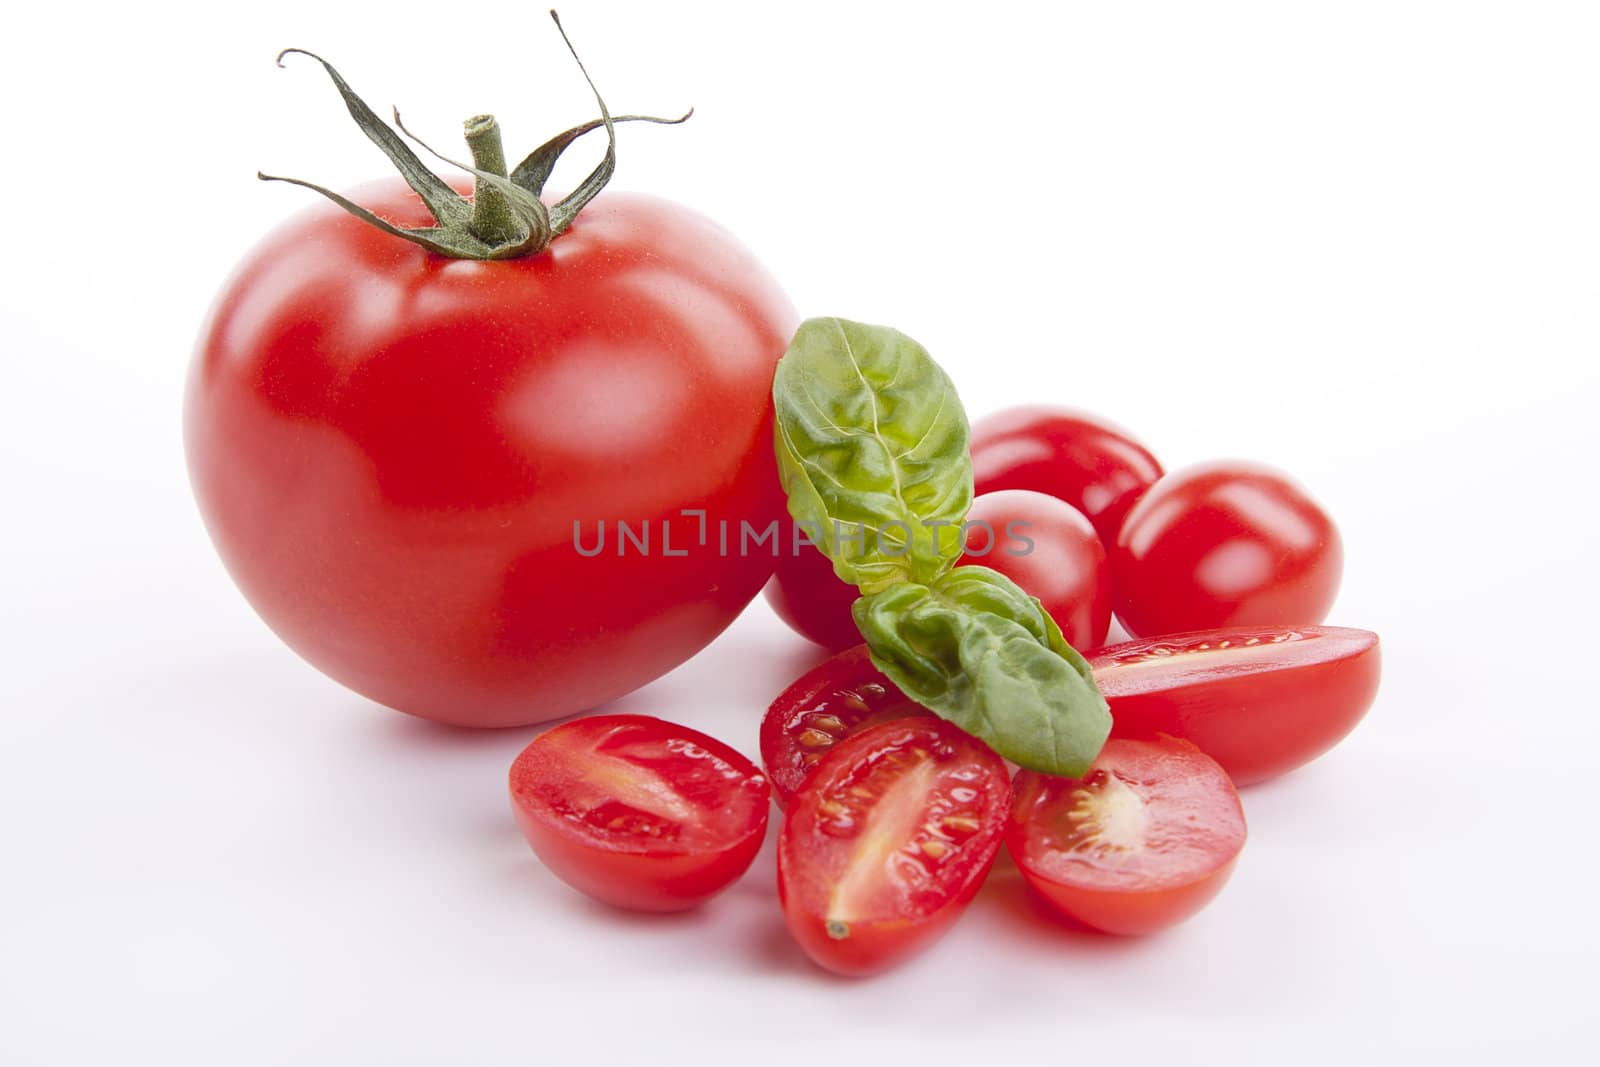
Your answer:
765;488;1112;652
962;490;1111;651
760;644;933;806
779;719;1010;976
763;546;862;652
509;715;770;912
1112;461;1342;639
187;181;796;726
970;406;1163;547
1008;737;1246;936
1092;626;1381;785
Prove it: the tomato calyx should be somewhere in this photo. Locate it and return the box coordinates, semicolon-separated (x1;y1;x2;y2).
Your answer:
259;11;691;260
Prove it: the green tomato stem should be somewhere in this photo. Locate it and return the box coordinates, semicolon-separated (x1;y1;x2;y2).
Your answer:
463;115;523;247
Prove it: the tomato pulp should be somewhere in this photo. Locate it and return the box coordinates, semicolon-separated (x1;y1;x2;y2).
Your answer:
187;182;796;726
1008;737;1246;935
778;719;1011;975
509;715;770;911
1112;461;1342;638
760;644;933;806
1092;626;1380;785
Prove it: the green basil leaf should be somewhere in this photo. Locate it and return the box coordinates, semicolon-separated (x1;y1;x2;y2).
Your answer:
852;565;1111;776
772;317;973;592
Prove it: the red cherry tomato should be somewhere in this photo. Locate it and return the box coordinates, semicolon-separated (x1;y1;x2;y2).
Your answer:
970;406;1163;547
763;547;862;652
1111;461;1342;638
963;490;1111;651
187;182;796;726
779;719;1011;976
765;489;1111;652
1007;736;1246;936
508;715;770;912
1092;626;1380;785
760;645;933;806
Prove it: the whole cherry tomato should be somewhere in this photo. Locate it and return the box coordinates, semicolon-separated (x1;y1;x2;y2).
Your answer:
963;490;1111;651
509;715;770;911
969;406;1163;547
1007;736;1246;935
1111;461;1342;638
765;490;1111;652
778;719;1010;976
187;181;795;726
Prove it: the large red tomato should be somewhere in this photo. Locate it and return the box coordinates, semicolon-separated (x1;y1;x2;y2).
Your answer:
187;181;796;726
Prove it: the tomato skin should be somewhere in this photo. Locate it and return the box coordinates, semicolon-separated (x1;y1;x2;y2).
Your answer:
187;181;796;727
963;490;1111;651
1111;461;1342;639
970;406;1163;548
763;547;863;652
760;644;933;806
765;488;1112;652
1007;737;1246;936
509;715;770;912
778;719;1010;976
1092;626;1381;785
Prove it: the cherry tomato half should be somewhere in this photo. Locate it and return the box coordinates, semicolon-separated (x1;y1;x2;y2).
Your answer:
765;489;1112;652
970;406;1164;548
760;645;933;806
1112;461;1342;638
1007;736;1246;936
779;719;1011;976
1092;625;1381;785
509;715;770;912
963;490;1111;651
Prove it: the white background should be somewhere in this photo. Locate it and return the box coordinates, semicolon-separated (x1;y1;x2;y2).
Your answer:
2;1;1596;1063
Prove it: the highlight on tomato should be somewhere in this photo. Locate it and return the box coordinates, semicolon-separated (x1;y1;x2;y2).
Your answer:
1112;461;1342;638
1007;736;1246;936
1092;625;1381;785
778;719;1011;976
969;406;1164;548
509;715;770;912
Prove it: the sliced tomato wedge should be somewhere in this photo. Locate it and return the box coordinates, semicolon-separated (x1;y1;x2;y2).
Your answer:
760;644;934;806
1090;625;1381;785
1008;736;1246;936
778;719;1010;976
508;715;770;912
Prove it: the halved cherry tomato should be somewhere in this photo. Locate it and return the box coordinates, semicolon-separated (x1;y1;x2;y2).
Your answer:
1112;461;1342;638
963;489;1111;651
1092;626;1380;785
760;645;933;807
1007;736;1246;936
970;406;1164;548
779;719;1010;976
509;715;769;912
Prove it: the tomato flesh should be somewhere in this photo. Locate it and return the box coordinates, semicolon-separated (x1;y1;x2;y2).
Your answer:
1092;625;1380;785
509;715;770;911
1008;737;1246;935
1112;461;1342;638
760;645;934;806
779;720;1010;976
969;406;1164;548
